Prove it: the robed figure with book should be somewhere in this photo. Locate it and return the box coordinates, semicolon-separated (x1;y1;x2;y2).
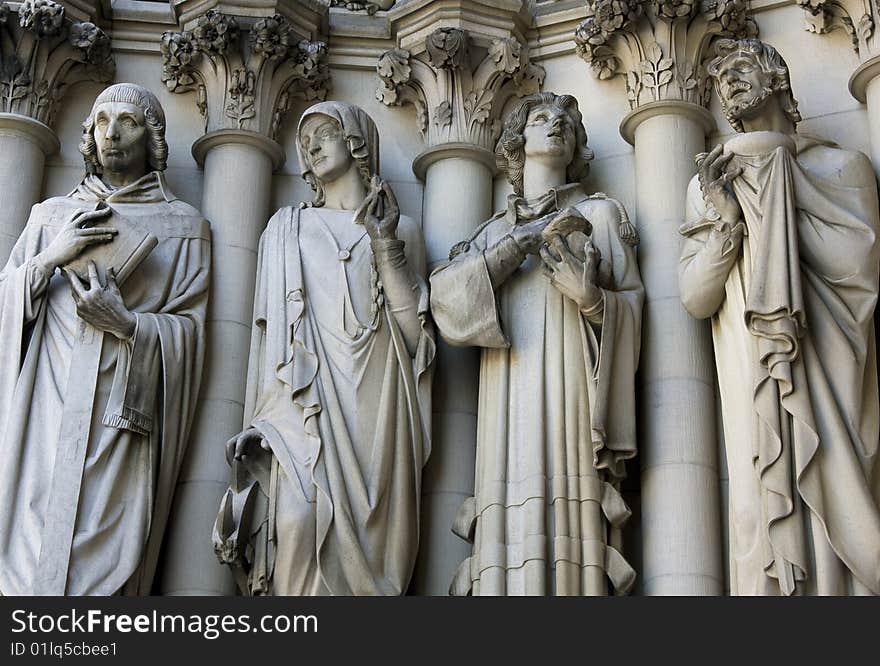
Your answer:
0;84;211;595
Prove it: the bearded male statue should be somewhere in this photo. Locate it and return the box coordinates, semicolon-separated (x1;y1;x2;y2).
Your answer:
430;92;644;596
213;101;434;596
680;38;880;595
0;83;211;595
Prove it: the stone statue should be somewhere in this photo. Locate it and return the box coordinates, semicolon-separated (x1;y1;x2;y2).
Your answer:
430;92;644;596
0;83;211;595
213;101;434;596
680;38;880;595
330;0;395;15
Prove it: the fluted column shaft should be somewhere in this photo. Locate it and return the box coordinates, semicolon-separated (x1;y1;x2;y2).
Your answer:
623;102;723;595
159;130;281;596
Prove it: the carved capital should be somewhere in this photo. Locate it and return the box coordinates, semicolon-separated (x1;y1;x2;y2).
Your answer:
797;1;877;60
0;0;114;127
574;0;757;110
160;9;330;139
376;27;544;151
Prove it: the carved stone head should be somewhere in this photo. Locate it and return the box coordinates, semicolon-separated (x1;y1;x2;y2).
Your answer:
495;93;594;197
79;83;168;176
707;38;802;133
296;101;379;207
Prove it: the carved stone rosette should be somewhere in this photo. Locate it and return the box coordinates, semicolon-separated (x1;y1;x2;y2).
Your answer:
797;1;877;58
0;0;114;127
376;27;545;151
160;10;330;139
574;0;757;110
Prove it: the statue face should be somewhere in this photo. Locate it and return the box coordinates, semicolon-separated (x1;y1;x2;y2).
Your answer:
93;101;148;177
300;115;353;183
522;103;576;168
715;52;773;121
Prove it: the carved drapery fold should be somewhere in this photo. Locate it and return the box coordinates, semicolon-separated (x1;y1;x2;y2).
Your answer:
160;9;330;139
376;27;545;150
0;0;113;126
574;0;756;110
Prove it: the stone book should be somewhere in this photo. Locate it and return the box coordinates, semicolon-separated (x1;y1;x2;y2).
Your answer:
65;204;158;286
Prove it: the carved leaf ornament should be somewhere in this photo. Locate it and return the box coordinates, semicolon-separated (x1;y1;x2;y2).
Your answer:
160;11;329;137
376;27;544;149
0;0;114;125
575;0;757;109
796;0;877;56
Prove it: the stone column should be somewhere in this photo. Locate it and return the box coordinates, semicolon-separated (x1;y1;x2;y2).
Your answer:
0;0;114;263
156;7;329;595
377;16;543;594
0;115;58;261
798;1;880;172
575;0;757;595
622;101;722;595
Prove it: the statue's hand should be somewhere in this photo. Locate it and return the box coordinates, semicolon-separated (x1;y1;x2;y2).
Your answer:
697;144;743;225
540;234;603;313
510;212;555;256
40;206;115;271
356;176;400;240
64;262;136;340
225;427;270;466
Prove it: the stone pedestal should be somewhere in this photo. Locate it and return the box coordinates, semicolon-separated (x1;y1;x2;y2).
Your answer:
0;114;59;265
159;130;283;596
409;144;495;595
621;101;723;595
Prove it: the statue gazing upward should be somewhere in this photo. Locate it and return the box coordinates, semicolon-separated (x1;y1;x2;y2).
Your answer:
430;92;644;596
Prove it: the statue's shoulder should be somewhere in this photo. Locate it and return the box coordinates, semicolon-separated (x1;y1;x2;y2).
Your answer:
33;195;87;218
574;195;621;226
259;206;299;242
573;192;640;246
798;138;875;189
153;199;210;240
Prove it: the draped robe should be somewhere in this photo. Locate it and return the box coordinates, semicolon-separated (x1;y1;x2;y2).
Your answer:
0;172;210;595
214;206;434;596
430;183;644;596
680;131;880;595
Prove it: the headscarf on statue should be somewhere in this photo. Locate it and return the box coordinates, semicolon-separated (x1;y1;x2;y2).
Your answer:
295;101;379;207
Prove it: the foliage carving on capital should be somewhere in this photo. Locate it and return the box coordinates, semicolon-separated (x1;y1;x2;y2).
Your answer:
797;0;877;58
0;0;114;126
574;0;757;109
376;28;545;150
160;10;330;139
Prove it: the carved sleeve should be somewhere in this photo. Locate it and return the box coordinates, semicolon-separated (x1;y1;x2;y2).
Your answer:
429;222;510;349
484;234;527;290
679;176;743;319
372;218;427;356
0;215;54;323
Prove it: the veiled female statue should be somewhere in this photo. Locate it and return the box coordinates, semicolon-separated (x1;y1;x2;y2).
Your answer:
214;101;434;596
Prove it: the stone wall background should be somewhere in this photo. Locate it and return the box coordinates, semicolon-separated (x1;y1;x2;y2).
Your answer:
23;0;874;594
